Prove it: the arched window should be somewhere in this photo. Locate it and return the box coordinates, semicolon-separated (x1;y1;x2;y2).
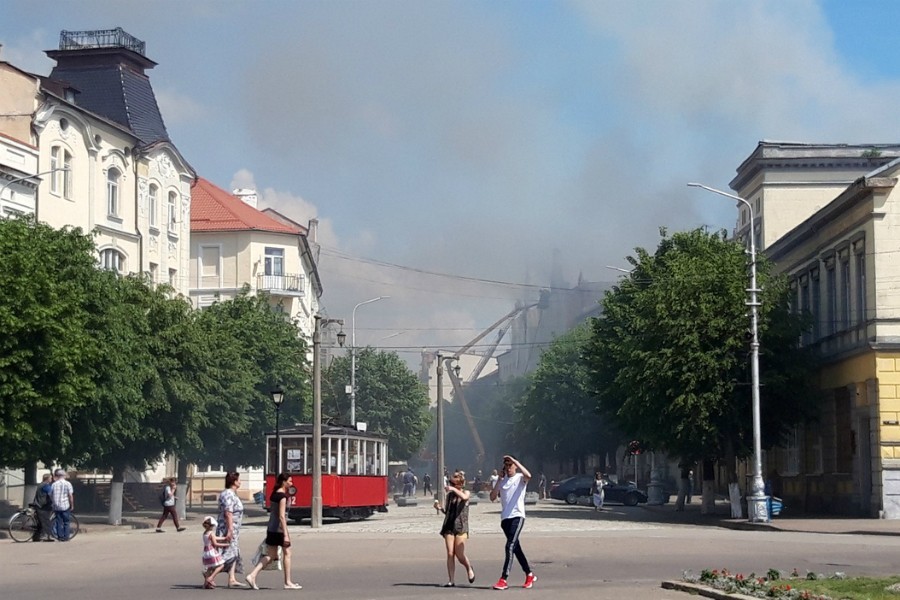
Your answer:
168;191;177;231
99;248;125;274
107;168;121;216
149;184;158;227
50;146;73;198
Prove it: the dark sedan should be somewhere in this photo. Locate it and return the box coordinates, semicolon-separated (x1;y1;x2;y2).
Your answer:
549;475;648;506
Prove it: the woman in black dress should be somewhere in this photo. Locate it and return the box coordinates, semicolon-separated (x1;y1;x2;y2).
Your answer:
437;470;475;587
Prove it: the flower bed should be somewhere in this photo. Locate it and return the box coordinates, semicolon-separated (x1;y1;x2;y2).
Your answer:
682;568;843;599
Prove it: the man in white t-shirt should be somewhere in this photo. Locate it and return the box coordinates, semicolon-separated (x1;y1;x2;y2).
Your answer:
489;455;536;590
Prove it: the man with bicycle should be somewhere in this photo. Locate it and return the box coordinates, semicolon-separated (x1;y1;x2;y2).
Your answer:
50;469;74;541
32;473;54;541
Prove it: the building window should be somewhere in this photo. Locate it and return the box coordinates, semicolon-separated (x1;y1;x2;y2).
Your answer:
168;191;177;231
200;246;220;278
265;247;284;276
810;268;820;341
62;150;72;199
50;147;59;194
840;256;851;330
149;184;158;227
855;250;866;325
800;277;810;345
99;248;125;274
168;268;177;287
779;427;801;476
148;262;158;283
107;168;120;216
826;263;836;335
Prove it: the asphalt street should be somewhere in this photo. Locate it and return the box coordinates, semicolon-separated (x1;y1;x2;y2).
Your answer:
3;500;900;599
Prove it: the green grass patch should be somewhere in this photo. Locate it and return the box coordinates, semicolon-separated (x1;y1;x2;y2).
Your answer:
790;576;900;600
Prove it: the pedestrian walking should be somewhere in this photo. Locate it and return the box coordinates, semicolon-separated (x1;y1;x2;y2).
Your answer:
201;516;229;589
423;472;432;497
215;472;248;588
245;473;302;590
156;477;186;532
489;455;536;590
50;468;74;542
538;473;547;500
592;472;606;511
489;469;499;490
437;470;475;587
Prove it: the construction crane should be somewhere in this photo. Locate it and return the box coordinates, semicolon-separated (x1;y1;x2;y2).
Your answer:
444;302;539;471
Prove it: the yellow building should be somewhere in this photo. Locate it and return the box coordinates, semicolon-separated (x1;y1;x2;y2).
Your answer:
730;142;900;516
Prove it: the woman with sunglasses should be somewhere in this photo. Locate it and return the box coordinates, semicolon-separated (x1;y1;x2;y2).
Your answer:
437;470;475;587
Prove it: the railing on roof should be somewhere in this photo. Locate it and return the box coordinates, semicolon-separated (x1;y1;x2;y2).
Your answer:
59;28;146;56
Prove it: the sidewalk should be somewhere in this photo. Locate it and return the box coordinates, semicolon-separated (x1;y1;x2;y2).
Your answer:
7;499;900;538
639;500;900;536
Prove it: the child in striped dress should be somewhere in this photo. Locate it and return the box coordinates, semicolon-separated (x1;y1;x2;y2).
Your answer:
201;516;227;589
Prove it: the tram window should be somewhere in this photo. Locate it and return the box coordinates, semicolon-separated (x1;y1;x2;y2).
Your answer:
349;439;360;474
285;445;305;473
267;438;277;474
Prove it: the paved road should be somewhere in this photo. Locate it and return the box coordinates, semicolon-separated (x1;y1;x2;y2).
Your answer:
3;500;900;599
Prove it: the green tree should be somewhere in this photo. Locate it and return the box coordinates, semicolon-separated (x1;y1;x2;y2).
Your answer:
0;216;101;474
324;348;431;461
585;228;816;471
192;289;309;470
513;324;620;473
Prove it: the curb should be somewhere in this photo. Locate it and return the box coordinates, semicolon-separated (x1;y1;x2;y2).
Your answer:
661;580;760;600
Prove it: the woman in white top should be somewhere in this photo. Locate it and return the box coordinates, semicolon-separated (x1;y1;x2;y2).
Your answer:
489;455;537;590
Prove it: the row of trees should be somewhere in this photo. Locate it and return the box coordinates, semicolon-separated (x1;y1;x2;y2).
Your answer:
0;216;431;512
511;228;818;495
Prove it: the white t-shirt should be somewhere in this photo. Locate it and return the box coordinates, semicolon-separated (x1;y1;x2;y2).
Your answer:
499;473;527;520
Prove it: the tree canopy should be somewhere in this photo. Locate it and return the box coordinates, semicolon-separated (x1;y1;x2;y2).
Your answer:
584;228;817;466
323;347;431;461
513;324;620;470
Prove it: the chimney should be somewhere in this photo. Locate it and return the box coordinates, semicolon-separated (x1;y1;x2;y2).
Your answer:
233;188;258;208
307;218;319;243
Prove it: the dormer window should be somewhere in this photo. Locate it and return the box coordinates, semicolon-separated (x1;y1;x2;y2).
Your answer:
107;168;121;217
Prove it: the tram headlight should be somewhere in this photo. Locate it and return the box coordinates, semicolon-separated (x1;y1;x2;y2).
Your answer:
288;485;297;496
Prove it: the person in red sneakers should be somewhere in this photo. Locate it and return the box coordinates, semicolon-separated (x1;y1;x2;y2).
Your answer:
489;455;537;590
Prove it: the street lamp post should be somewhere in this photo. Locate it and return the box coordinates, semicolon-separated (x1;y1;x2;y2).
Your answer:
435;354;460;505
271;388;285;474
312;315;345;529
688;182;769;523
0;167;70;210
351;296;389;428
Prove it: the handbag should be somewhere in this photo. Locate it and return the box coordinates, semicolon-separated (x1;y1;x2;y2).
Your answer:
252;540;283;571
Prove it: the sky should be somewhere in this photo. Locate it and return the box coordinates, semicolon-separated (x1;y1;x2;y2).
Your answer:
4;0;900;364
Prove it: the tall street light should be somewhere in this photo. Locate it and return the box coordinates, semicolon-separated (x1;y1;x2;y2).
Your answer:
271;388;285;474
351;296;389;427
435;353;460;504
687;182;768;523
312;315;345;529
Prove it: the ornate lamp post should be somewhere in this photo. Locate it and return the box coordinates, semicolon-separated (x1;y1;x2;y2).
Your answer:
688;182;769;523
271;388;285;474
312;316;345;528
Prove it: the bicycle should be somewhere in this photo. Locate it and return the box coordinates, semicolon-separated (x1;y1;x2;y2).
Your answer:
7;505;80;542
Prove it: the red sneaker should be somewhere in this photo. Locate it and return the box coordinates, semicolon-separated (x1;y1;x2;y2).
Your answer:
523;573;537;589
492;578;509;590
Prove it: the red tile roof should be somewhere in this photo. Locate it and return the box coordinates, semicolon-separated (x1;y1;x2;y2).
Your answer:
191;177;301;234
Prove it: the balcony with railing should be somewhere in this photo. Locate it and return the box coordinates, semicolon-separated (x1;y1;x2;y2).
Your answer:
257;273;305;297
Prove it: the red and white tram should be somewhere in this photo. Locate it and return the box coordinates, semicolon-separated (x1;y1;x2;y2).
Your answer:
263;424;389;522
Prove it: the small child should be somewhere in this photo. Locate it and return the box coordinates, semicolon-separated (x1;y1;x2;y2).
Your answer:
201;516;228;589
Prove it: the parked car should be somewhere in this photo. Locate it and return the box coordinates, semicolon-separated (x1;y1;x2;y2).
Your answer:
548;476;648;506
